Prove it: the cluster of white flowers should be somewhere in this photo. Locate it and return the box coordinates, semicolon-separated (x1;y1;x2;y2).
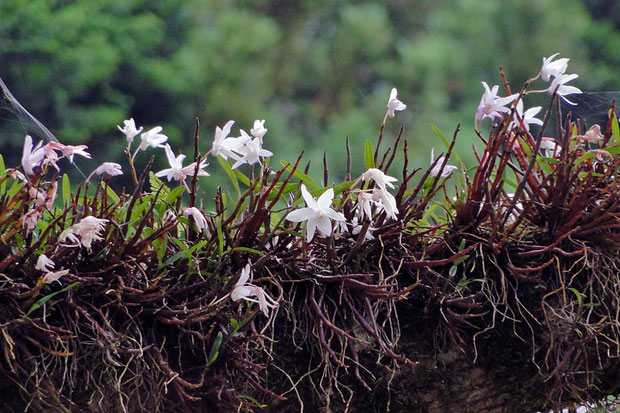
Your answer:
35;254;71;285
285;168;401;243
60;216;109;251
476;53;582;133
283;88;459;243
210;119;273;169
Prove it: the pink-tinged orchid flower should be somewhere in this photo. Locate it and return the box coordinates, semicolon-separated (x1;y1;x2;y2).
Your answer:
21;135;45;175
94;162;123;177
47;142;91;163
182;207;208;232
21;209;41;231
43;269;70;285
285;185;346;242
576;125;603;142
386;88;407;118
29;181;57;209
61;216;108;250
231;264;278;317
155;144;209;185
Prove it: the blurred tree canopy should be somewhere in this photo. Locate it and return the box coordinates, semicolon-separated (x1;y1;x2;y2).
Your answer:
1;0;619;182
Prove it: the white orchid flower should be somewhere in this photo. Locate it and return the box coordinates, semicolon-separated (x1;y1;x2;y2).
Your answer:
386;88;407;118
36;254;56;272
182;207;208;232
546;73;582;105
21;135;46;175
231;264;278;317
510;100;543;132
475;82;519;129
93;162;123;177
156;144;209;184
430;148;458;178
61;216;108;250
286;185;346;242
539;53;570;82
138;126;168;151
250;119;268;142
118;118;143;143
371;188;398;221
231;137;273;169
361;168;398;190
211;120;248;160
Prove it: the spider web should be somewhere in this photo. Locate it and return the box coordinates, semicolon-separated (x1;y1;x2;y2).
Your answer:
561;91;620;128
0;76;86;176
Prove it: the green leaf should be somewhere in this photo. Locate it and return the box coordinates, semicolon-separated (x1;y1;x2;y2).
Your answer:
279;160;318;190
62;174;71;206
105;184;120;204
536;156;555;174
237;394;267;408
225;247;265;257
26;282;80;316
162;250;186;266
567;287;583;309
574;151;597;166
149;172;171;198
217;157;240;196
164;186;185;204
431;124;462;165
364;138;375;169
611;111;619;145
0;154;6;195
233;169;250;187
208;331;223;364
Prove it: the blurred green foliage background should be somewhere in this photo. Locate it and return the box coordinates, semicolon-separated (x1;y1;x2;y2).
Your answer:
1;0;619;187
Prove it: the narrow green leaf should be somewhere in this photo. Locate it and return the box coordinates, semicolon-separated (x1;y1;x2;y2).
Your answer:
567;287;583;308
574;151;596;166
0;154;6;195
105;184;120;204
208;331;223;364
62;174;71;206
233;169;250;187
611;111;619;145
27;282;80;316
364;139;375;169
217;157;240;196
162;250;186;266
225;247;265;257
279;160;318;189
431;124;462;165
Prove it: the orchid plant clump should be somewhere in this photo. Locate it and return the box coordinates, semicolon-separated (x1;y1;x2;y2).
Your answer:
0;53;618;412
